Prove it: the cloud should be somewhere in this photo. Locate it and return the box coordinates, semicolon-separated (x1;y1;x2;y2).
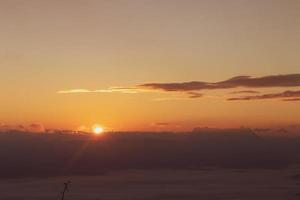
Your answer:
16;125;26;131
0;123;45;133
187;92;203;98
0;124;27;132
253;128;271;132
282;98;300;101
77;125;89;132
153;122;171;126
139;74;300;91
28;124;45;133
57;74;300;102
230;90;260;94
153;97;195;101
59;88;204;100
227;90;300;101
57;87;145;94
140;81;212;92
0;123;9;132
57;89;92;94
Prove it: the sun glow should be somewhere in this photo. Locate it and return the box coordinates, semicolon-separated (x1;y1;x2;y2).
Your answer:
92;125;104;135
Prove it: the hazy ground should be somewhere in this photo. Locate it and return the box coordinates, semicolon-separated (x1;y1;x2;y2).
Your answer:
1;169;300;200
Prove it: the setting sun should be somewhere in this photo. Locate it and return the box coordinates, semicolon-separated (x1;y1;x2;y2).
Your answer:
92;125;104;135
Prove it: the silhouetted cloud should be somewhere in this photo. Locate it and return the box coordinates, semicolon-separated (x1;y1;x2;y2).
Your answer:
230;90;260;94
153;122;172;127
17;125;26;131
227;90;300;101
253;128;271;132
140;74;300;91
283;98;300;101
0;124;26;132
29;124;45;133
57;74;300;102
187;92;203;98
0;123;45;133
153;97;194;101
0;123;9;132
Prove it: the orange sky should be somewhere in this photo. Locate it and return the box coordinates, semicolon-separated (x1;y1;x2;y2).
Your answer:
0;0;300;132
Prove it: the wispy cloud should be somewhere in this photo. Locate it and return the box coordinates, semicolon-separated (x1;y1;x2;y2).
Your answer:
153;122;171;126
187;92;203;98
227;90;300;101
57;89;92;94
57;87;146;94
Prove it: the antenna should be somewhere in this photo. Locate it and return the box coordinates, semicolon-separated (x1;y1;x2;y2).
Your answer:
61;180;71;200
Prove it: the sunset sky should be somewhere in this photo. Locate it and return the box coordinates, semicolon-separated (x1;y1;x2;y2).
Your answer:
1;0;300;132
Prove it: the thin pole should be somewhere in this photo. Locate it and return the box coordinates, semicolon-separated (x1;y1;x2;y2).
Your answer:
61;181;71;200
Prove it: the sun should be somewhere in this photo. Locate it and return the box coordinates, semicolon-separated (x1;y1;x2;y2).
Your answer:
92;125;104;135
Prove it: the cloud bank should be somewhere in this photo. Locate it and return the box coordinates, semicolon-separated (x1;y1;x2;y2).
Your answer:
227;90;300;101
57;74;300;101
139;74;300;91
0;123;45;133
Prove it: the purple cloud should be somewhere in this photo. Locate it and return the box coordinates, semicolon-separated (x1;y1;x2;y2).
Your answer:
227;90;300;101
140;74;300;91
187;92;203;98
230;90;260;94
282;98;300;101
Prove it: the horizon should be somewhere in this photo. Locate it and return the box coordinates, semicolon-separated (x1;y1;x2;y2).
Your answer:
1;126;300;139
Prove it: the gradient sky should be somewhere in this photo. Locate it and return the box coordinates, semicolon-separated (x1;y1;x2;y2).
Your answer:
1;0;300;132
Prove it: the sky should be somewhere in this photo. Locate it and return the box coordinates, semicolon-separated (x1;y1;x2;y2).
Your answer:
0;0;300;132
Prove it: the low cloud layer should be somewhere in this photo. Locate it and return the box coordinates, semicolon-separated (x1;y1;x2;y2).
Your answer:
29;123;45;132
227;90;300;101
0;123;45;133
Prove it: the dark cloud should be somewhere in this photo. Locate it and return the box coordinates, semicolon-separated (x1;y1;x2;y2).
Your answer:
283;98;300;101
154;122;171;126
17;125;26;131
227;90;300;101
0;123;9;132
230;90;260;94
0;124;45;133
140;81;211;91
139;74;300;92
0;124;25;132
253;128;271;132
187;92;203;98
29;124;45;133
